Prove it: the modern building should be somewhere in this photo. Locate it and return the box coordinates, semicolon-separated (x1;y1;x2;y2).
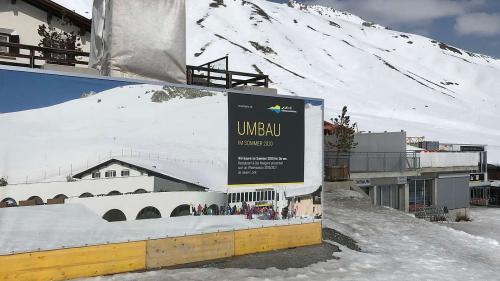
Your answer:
325;131;486;219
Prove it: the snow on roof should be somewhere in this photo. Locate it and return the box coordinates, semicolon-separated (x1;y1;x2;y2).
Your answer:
73;157;210;190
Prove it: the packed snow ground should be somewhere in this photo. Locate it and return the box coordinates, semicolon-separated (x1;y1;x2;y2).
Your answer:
80;189;500;281
448;207;500;242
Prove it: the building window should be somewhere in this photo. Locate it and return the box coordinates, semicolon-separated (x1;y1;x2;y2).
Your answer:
244;192;248;202
91;172;100;179
0;34;8;53
105;170;116;178
121;170;130;177
276;192;279;201
236;193;241;203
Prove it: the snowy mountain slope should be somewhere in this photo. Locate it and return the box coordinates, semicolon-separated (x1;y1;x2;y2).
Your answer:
2;0;500;182
0;84;323;189
186;0;500;160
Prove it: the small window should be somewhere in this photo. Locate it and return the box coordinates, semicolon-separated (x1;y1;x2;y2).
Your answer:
244;192;248;202
121;170;130;177
91;172;100;179
253;192;256;201
249;192;253;202
0;34;8;53
232;193;236;203
277;192;279;201
271;191;275;200
105;170;116;178
236;193;240;203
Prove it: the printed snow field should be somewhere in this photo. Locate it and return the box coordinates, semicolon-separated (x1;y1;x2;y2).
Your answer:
0;203;315;255
0;83;323;197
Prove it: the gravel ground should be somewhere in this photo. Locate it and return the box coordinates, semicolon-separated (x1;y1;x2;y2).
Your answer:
169;227;361;270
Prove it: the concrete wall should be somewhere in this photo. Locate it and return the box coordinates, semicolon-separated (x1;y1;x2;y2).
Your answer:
436;174;470;210
0;222;321;281
66;191;227;220
325;131;407;173
353;131;406;154
419;152;480;168
0;176;155;205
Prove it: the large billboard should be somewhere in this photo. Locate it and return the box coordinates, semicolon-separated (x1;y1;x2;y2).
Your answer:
228;93;304;185
0;67;323;197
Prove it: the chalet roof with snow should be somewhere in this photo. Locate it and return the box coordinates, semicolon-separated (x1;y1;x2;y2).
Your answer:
20;0;91;31
73;158;208;190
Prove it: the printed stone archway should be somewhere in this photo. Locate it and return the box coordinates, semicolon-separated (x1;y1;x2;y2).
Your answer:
1;197;17;207
136;206;161;220
102;209;127;222
170;204;191;217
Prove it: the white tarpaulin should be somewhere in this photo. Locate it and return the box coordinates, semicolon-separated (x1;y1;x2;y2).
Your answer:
89;0;186;83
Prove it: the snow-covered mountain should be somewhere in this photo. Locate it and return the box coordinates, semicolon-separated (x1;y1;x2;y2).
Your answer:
186;0;500;158
2;0;500;183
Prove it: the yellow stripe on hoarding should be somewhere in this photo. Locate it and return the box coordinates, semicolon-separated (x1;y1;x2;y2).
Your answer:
146;231;234;269
0;223;321;281
0;241;146;281
234;222;321;256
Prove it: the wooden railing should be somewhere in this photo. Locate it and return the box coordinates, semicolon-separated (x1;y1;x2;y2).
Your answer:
0;41;89;68
0;42;269;89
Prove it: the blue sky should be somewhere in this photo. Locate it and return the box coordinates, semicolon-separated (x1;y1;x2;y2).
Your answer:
271;0;500;59
0;69;133;113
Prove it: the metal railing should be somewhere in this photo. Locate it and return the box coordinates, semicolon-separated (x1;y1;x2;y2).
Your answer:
324;151;420;173
186;56;269;89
